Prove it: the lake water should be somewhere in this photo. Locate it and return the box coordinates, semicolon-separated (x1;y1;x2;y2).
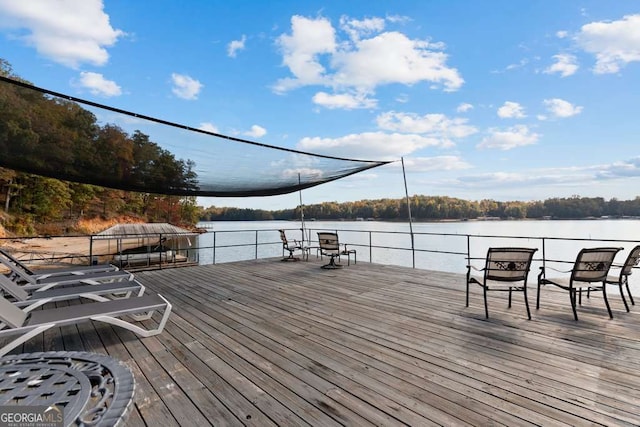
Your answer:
196;219;640;275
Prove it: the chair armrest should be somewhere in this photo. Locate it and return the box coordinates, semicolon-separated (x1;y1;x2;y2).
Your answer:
21;299;51;313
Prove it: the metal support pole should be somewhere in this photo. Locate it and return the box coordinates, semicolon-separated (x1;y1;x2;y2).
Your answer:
298;173;306;246
401;157;415;268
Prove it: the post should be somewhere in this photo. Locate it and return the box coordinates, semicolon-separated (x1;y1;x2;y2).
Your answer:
401;157;415;268
213;232;216;265
298;173;306;245
89;235;93;266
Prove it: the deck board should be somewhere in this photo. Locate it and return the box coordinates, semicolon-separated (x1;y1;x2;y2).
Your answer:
5;257;640;426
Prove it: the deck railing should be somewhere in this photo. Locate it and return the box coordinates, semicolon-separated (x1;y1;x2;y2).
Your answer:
2;227;639;275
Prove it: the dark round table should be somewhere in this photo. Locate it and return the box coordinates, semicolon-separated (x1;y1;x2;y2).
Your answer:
0;351;134;426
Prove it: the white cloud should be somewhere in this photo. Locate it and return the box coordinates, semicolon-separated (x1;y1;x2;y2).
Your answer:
171;73;203;100
492;59;528;74
331;31;463;91
386;15;411;25
506;59;528;71
395;94;409;104
402;156;471;172
596;157;640;179
199;122;219;133
0;0;124;68
281;167;324;179
497;101;526;119
478;125;540;150
575;14;640;74
76;71;121;96
273;15;336;92
227;35;246;58
274;15;463;104
312;91;377;109
556;30;569;39
376;111;477;143
456;171;550;188
339;16;385;41
456;103;473;113
543;98;583;118
544;53;579;77
244;125;267;138
298;131;444;160
454;158;640;191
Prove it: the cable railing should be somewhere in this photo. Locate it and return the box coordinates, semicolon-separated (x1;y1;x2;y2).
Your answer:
2;226;639;275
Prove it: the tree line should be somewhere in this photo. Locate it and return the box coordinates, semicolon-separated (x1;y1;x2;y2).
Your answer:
201;195;640;222
1;166;201;235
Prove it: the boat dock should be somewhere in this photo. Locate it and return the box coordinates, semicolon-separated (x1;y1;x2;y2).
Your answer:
9;258;640;426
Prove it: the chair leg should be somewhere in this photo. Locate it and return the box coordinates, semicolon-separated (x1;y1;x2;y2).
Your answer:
508;287;512;308
282;249;299;262
569;289;579;321
602;285;613;319
464;278;469;307
483;286;489;319
536;281;542;309
624;276;634;306
321;254;342;269
618;282;630;312
523;287;531;320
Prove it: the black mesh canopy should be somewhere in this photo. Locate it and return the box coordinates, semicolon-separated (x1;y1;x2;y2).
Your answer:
0;76;390;197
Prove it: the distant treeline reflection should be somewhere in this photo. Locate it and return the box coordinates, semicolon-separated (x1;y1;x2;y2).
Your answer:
201;195;640;221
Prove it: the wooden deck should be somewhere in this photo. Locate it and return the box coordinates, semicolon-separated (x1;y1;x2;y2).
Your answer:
11;258;640;426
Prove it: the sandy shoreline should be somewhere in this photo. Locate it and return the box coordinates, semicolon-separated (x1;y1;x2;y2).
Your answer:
1;236;94;253
0;236;144;266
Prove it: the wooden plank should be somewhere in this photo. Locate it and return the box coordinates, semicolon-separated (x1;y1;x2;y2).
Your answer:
7;258;639;426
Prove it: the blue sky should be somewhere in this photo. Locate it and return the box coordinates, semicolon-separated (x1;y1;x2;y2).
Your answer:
1;1;639;210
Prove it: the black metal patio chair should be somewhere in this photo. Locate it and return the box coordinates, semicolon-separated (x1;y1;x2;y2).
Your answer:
604;245;640;312
537;247;622;320
466;247;538;319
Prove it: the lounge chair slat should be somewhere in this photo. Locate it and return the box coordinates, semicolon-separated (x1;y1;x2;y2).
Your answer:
26;294;166;326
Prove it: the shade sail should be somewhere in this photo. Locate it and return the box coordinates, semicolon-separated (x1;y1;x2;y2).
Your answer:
0;76;391;197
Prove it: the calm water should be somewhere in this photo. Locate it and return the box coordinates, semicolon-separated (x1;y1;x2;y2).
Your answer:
196;219;640;275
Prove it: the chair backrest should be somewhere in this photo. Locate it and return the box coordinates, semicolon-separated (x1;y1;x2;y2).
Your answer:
317;232;340;252
0;295;27;328
0;248;34;275
620;245;640;277
571;247;622;283
0;256;33;283
0;274;29;301
484;247;537;282
279;230;289;246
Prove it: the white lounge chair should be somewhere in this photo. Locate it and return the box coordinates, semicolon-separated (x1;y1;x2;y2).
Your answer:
0;274;145;308
0;292;172;356
0;248;118;279
3;263;135;291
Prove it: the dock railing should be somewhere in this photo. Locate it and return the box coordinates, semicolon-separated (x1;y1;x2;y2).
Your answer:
2;227;639;276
